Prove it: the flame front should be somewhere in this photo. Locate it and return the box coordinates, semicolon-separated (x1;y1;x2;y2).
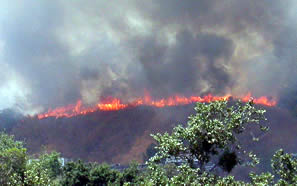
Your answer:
37;93;277;119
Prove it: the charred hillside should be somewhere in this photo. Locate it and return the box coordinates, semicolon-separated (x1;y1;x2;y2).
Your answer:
11;105;193;163
6;104;297;168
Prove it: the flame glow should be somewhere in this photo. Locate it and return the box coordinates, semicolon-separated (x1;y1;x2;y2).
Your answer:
37;93;277;119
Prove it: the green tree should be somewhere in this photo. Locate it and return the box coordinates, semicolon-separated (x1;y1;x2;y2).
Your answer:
0;132;27;185
142;100;297;185
0;132;62;186
60;161;123;186
89;163;120;185
23;151;62;185
248;149;297;185
249;172;274;186
24;159;52;186
271;149;297;184
150;100;267;173
118;161;141;185
60;160;91;186
37;151;62;179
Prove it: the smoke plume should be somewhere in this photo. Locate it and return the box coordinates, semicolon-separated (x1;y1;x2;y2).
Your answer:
0;0;296;113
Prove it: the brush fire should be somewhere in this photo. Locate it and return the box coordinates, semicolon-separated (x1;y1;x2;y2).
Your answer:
37;93;276;119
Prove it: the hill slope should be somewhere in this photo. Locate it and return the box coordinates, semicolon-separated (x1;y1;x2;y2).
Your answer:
8;104;297;169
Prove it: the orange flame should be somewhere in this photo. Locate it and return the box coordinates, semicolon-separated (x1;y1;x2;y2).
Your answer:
37;93;277;119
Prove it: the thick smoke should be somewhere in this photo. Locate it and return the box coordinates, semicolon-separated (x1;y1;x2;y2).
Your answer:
129;30;234;98
0;0;296;113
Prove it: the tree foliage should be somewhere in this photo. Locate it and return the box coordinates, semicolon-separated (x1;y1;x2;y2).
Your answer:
0;132;63;185
37;151;62;179
89;163;120;185
118;161;142;184
0;132;27;185
150;100;268;173
24;159;52;186
145;100;297;185
271;149;297;184
60;160;91;186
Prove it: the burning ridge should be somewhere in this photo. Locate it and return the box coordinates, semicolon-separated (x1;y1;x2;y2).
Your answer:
36;93;277;120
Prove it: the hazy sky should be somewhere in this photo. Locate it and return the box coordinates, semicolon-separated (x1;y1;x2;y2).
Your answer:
0;0;296;114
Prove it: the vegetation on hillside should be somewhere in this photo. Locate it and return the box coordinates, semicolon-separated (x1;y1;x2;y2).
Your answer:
0;100;296;185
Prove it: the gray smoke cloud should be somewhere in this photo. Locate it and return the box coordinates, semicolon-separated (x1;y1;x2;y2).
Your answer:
127;30;234;98
0;0;296;113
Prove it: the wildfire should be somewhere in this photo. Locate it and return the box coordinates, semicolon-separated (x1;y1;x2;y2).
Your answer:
37;93;277;119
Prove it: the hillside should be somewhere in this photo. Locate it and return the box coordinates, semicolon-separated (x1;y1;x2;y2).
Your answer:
5;104;295;168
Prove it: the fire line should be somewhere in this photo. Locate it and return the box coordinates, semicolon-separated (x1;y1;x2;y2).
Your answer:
37;93;277;119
